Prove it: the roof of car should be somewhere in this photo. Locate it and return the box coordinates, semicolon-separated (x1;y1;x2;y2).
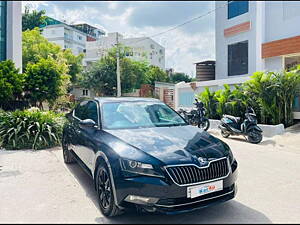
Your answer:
94;97;161;104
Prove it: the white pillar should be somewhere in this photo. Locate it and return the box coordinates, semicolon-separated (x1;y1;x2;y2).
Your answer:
6;1;22;71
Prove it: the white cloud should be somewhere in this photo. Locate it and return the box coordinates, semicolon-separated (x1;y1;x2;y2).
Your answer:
32;1;216;76
107;1;119;10
22;1;49;12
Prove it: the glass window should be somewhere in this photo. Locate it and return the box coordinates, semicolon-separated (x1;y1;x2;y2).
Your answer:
74;101;89;120
228;40;248;76
102;101;187;130
228;1;249;19
0;1;6;61
82;89;89;96
85;101;99;124
74;101;99;125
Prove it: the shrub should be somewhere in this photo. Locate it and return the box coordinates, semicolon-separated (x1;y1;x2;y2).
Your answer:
196;66;300;127
0;109;65;150
196;87;218;119
0;60;25;104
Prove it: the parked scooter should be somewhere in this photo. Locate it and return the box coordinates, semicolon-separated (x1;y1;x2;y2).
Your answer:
177;99;210;131
218;107;263;144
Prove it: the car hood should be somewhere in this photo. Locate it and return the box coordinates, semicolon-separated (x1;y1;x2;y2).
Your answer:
106;125;229;165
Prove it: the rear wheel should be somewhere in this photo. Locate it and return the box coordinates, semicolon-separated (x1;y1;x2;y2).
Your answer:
247;129;263;144
198;118;210;131
62;134;75;164
95;163;123;217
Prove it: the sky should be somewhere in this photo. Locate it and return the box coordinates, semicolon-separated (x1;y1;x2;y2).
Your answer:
22;1;216;77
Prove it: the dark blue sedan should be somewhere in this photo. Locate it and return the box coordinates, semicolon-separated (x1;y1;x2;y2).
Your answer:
62;97;238;217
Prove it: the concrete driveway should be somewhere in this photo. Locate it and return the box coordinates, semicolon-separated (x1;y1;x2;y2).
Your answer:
1;125;300;224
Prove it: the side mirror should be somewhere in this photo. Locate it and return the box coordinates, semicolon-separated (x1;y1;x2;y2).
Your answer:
79;119;96;128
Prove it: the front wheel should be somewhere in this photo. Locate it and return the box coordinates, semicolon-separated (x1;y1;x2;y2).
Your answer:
221;130;230;138
95;163;123;217
247;129;263;144
198;118;210;131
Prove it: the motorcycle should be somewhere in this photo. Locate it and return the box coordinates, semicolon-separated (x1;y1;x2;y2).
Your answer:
218;107;263;144
177;99;210;131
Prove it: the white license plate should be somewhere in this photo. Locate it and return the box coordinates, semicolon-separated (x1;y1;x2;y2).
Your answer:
187;180;223;199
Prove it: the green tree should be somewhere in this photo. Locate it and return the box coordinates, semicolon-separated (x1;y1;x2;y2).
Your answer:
145;65;169;86
24;57;70;108
81;45;150;96
0;60;25;104
22;28;83;83
22;6;46;31
61;49;84;84
81;56;117;96
22;28;61;70
170;72;192;83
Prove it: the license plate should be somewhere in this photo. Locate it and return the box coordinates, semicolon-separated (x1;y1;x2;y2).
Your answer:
187;180;223;198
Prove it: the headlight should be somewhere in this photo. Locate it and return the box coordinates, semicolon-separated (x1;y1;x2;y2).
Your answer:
120;159;164;178
221;141;235;164
228;149;235;164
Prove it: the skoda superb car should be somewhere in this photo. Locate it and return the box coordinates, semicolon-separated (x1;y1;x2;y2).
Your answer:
62;97;238;217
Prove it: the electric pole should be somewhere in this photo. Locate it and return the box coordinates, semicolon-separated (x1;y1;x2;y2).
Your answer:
116;33;121;97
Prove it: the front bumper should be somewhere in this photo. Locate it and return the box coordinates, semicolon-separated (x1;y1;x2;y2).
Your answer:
113;160;238;214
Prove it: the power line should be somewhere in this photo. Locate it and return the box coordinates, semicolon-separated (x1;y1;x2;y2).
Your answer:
124;2;228;46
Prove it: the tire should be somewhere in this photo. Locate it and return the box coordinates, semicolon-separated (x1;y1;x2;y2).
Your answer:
198;118;210;131
62;134;75;164
95;163;123;217
247;129;263;144
221;130;230;138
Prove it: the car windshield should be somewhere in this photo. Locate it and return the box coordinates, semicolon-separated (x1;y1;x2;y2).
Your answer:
102;101;187;129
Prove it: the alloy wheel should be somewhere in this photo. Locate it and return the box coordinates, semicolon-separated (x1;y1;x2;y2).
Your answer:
98;168;112;209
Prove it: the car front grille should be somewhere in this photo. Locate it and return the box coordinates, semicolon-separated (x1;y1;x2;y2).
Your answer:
166;158;229;186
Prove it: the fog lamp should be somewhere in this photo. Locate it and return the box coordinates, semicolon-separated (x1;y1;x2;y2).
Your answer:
124;195;159;205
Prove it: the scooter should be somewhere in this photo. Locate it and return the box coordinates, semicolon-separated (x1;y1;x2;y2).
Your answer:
218;107;263;144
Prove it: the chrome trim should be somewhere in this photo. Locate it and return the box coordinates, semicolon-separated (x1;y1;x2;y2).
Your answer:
164;157;231;187
154;189;235;208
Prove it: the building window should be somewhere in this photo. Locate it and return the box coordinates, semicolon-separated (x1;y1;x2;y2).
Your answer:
228;1;249;19
82;89;89;96
0;1;7;61
228;40;248;76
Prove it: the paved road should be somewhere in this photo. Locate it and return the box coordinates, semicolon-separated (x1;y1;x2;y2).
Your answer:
1;126;300;223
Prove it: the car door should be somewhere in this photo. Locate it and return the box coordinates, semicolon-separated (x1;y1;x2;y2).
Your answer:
76;100;100;171
71;101;90;165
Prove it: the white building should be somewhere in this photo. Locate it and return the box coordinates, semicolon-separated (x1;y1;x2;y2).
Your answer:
41;17;105;56
0;1;22;69
175;1;300;119
83;32;165;69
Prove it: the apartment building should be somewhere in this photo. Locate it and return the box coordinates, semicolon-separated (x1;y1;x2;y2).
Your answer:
0;1;22;69
83;32;165;69
41;17;105;55
175;1;300;119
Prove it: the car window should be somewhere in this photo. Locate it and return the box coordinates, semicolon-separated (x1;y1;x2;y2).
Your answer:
102;101;187;130
74;101;89;120
85;101;99;125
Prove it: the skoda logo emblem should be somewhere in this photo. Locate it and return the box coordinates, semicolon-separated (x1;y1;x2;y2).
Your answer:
198;157;206;163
